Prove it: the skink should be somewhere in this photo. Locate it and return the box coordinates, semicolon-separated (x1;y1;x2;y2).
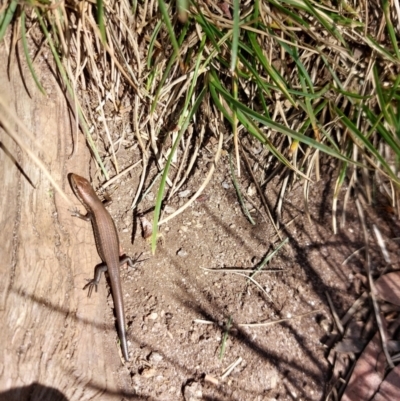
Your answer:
69;173;133;361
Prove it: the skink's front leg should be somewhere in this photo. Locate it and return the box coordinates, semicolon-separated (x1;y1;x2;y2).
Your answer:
71;208;92;222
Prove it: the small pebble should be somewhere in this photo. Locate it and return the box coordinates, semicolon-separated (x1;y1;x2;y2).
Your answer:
164;205;176;214
183;381;202;401
148;351;163;363
179;190;191;198
177;248;188;257
146;192;155;201
247;183;256;196
141;367;156;378
147;312;158;320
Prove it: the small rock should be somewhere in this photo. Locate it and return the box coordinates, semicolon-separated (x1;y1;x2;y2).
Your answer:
179;190;191;198
319;317;332;333
177;248;188;257
244;202;253;211
183;381;202;401
146;312;158;321
146;192;155;201
164;205;176;214
189;331;197;343
148;351;163;364
247;183;256;196
222;181;230;189
140;367;156;378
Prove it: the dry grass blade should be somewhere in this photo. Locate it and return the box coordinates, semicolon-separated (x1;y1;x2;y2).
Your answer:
240;144;281;238
326;291;344;335
238;310;320;328
221;357;242;379
170;124;206;198
101;160;142;190
232;272;272;301
250;238;288;281
0;95;72;206
229;152;255;225
158;121;223;226
201;268;284;274
373;224;391;265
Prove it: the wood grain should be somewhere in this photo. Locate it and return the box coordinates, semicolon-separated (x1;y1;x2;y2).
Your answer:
0;46;125;400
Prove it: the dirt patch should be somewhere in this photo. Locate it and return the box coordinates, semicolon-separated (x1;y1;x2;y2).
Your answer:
85;153;399;400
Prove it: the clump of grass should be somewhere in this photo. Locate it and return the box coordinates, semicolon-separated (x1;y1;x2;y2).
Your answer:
1;0;399;248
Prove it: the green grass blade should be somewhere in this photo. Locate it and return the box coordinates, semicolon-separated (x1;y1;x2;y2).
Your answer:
21;11;46;95
382;0;400;59
247;31;296;106
235;108;305;176
97;0;106;43
363;106;400;156
150;20;189;113
219;316;232;360
151;86;206;253
332;86;372;100
131;0;137;15
335;106;400;183
177;0;189;22
151;36;206;251
158;0;180;62
372;68;388;123
250;238;289;281
277;39;314;90
191;3;220;51
209;72;357;164
238;56;271;97
373;64;394;127
302;0;347;47
277;0;347;47
0;0;17;41
364;35;399;64
147;19;163;69
268;0;310;27
230;0;240;72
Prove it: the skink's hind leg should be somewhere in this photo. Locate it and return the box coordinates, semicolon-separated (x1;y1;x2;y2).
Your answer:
119;252;148;268
83;264;108;297
119;255;134;268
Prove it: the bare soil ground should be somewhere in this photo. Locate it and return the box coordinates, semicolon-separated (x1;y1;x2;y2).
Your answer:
91;152;399;400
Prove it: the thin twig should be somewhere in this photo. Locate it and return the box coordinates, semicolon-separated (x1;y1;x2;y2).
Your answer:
229;152;255;225
238;310;320;328
221;357;242;379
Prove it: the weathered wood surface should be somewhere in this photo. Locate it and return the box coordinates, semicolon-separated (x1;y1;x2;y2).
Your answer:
0;47;126;400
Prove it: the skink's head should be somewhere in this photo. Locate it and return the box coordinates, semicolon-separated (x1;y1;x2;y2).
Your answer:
68;173;97;207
